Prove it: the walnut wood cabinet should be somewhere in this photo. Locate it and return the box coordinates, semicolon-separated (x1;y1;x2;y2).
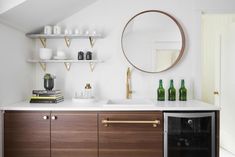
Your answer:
5;111;218;157
4;111;98;157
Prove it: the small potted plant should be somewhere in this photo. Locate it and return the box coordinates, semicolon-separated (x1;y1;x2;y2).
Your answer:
44;73;55;90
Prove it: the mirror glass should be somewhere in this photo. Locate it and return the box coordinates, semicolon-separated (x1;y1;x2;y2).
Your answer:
121;10;185;73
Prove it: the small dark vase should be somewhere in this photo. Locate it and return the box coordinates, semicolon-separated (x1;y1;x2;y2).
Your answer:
86;51;92;60
78;51;84;60
44;78;54;90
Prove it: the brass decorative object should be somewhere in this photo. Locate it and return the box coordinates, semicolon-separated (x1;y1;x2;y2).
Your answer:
64;62;71;71
64;36;71;47
89;62;95;72
39;37;47;48
39;62;47;71
89;36;95;47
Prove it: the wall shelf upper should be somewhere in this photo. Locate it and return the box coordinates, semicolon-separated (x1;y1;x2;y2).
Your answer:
26;33;103;48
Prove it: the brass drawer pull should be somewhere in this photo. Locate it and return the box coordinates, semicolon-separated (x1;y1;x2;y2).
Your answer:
102;119;160;127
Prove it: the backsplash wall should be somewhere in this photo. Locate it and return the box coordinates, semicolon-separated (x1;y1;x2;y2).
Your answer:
34;0;202;100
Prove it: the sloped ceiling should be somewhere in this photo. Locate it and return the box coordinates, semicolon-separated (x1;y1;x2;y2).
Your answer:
0;0;98;33
0;0;26;14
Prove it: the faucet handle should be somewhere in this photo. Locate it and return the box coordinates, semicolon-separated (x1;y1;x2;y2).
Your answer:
127;67;131;77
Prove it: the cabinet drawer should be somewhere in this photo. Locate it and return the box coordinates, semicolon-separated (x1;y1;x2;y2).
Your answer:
99;112;163;157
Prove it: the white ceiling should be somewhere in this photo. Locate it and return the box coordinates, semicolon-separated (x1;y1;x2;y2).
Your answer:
0;0;98;33
0;0;26;14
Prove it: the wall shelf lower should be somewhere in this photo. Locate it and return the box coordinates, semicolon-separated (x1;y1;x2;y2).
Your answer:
27;59;103;72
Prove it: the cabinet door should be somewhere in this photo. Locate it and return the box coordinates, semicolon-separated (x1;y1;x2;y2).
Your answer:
4;111;50;157
99;112;163;157
51;112;98;157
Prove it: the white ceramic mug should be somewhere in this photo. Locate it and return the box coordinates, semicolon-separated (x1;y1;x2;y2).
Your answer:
53;25;61;35
44;26;52;35
39;48;53;60
57;50;65;57
74;28;81;35
64;28;72;35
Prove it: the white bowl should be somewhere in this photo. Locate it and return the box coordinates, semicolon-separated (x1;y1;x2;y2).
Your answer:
53;56;67;60
39;48;53;60
72;97;95;104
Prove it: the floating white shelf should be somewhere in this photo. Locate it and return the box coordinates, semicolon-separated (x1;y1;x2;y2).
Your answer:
26;34;103;39
27;59;104;72
26;33;103;48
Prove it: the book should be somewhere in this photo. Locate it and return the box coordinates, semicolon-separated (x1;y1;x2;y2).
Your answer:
33;93;63;97
30;98;64;103
30;99;64;103
32;90;61;95
30;95;64;100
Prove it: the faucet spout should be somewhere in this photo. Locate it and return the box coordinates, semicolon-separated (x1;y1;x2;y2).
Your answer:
126;67;132;99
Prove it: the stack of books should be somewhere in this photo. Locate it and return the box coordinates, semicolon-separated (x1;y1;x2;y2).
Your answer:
30;90;64;103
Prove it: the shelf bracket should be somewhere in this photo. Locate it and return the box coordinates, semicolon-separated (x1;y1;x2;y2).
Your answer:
89;62;96;72
64;36;71;47
89;36;95;47
39;37;47;48
64;62;71;71
39;62;47;72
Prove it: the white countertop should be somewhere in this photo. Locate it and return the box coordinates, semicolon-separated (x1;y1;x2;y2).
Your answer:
0;99;220;111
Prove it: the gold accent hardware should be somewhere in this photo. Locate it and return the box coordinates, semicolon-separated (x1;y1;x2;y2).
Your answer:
51;116;57;120
39;62;47;71
39;37;47;48
89;37;95;47
214;91;219;95
102;119;160;127
89;62;95;72
43;116;49;120
64;36;71;47
126;67;132;99
64;62;71;71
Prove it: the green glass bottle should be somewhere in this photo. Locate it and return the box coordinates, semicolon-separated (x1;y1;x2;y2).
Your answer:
179;79;187;101
157;79;165;101
168;80;176;101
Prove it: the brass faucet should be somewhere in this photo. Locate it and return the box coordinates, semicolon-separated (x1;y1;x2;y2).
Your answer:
126;67;132;99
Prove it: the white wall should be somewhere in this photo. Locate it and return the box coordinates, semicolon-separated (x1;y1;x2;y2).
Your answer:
0;23;34;105
33;0;235;100
0;23;34;156
34;0;196;100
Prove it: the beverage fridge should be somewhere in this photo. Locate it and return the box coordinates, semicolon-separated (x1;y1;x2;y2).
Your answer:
164;112;215;157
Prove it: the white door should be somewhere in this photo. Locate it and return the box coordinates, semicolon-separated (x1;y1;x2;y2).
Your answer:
202;14;235;154
220;22;235;154
201;14;222;105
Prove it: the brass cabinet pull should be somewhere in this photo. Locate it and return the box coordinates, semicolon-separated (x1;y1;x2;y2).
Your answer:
51;116;57;120
102;119;160;127
43;116;49;120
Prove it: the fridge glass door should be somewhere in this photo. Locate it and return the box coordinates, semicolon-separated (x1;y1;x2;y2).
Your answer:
164;113;215;157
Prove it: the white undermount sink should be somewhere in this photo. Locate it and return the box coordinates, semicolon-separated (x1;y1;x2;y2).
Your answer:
105;99;154;106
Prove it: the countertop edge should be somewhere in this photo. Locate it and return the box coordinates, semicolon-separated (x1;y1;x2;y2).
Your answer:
0;100;221;111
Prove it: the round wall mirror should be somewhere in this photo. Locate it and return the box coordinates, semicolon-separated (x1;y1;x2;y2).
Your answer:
121;10;185;73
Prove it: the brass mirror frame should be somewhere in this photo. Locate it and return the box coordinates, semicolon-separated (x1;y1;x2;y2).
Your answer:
121;10;186;73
